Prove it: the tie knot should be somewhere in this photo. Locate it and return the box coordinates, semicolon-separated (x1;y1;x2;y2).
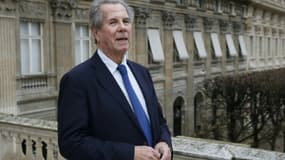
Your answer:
117;64;127;76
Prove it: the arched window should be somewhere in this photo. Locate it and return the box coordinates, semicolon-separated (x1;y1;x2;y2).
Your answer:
173;96;184;136
194;92;204;131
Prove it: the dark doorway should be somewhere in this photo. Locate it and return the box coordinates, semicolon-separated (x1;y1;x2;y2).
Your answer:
173;96;184;136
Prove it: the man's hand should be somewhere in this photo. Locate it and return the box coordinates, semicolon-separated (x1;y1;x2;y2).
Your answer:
134;146;161;160
154;142;171;160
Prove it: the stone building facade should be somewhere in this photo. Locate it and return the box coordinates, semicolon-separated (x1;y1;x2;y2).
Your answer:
0;0;284;138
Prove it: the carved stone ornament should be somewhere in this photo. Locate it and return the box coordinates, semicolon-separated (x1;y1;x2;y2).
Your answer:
264;27;271;36
0;0;16;16
233;22;243;34
162;11;175;30
134;7;151;27
50;0;78;18
185;15;201;31
75;8;89;20
254;25;263;35
204;18;219;33
220;20;232;33
19;1;46;18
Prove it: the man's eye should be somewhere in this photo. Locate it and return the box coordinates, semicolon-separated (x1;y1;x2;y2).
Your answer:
110;21;116;25
123;20;130;24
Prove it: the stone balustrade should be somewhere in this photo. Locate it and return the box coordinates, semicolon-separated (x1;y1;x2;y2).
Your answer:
1;114;285;160
0;114;63;160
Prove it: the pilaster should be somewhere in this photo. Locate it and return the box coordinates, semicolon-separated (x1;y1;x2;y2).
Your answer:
134;7;151;65
220;20;233;74
162;11;175;134
184;14;195;135
0;0;17;114
50;0;78;83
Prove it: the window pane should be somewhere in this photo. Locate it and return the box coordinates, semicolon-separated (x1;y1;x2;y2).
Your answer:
76;26;81;38
147;29;165;62
238;35;247;56
20;21;29;36
225;34;237;56
82;40;89;61
173;30;189;59
21;39;30;74
193;32;207;58
81;26;89;37
31;39;41;73
75;40;81;65
211;33;223;57
31;23;40;36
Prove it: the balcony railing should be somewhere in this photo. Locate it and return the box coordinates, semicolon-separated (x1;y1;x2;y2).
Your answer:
1;114;285;160
0;114;63;160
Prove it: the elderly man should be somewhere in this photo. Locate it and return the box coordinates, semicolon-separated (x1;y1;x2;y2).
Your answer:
58;0;172;159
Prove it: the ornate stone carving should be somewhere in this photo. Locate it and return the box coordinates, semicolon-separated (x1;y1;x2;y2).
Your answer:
162;11;175;30
0;0;16;16
134;7;151;28
233;22;243;34
220;20;232;33
204;18;219;33
50;0;78;19
75;8;89;20
185;15;201;31
19;1;46;18
272;28;278;37
264;27;271;36
254;25;263;35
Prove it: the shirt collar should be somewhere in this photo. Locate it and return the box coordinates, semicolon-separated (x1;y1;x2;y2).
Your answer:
97;49;128;74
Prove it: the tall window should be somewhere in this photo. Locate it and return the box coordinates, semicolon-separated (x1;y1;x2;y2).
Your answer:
241;5;247;17
267;37;271;58
229;2;236;15
196;0;203;9
214;0;222;13
75;25;91;65
250;36;254;57
20;21;43;74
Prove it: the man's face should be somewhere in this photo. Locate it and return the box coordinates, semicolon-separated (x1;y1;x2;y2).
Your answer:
93;3;132;57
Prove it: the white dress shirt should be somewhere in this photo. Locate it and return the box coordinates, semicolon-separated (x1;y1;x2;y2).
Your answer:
97;49;150;120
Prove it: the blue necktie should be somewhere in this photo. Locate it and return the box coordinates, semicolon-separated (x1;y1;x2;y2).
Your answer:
117;64;153;146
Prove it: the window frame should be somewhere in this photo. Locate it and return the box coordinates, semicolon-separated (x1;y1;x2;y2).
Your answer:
20;21;44;75
74;24;92;65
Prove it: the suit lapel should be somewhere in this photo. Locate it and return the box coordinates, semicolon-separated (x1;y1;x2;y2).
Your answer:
128;62;157;140
89;53;143;133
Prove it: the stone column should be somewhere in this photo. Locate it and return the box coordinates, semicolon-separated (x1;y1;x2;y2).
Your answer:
162;11;174;134
134;7;150;66
50;0;78;84
0;1;17;114
184;14;196;136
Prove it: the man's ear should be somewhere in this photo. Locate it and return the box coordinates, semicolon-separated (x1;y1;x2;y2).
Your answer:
91;27;99;41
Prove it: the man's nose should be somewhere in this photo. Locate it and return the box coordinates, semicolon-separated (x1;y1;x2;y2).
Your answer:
118;21;128;31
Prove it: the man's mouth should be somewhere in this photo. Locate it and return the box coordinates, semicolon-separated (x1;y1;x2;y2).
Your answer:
116;37;128;41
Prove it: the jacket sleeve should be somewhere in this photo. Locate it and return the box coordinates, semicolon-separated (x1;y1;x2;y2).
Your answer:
57;73;134;160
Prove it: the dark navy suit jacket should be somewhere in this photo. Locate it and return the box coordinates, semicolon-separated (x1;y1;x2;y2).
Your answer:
58;51;172;160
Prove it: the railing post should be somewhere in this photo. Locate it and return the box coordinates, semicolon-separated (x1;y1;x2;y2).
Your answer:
35;137;43;160
0;131;14;160
25;136;34;160
46;139;55;160
15;134;25;160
